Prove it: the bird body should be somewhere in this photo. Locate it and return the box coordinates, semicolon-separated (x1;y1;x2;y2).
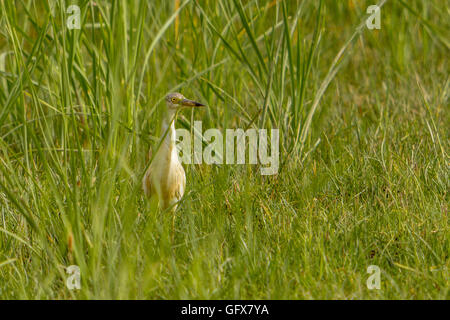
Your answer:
143;114;185;211
143;93;204;212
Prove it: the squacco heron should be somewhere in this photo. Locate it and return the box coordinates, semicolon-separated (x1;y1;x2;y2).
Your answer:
143;92;205;212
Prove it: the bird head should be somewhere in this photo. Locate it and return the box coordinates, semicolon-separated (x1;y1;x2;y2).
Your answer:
165;92;205;110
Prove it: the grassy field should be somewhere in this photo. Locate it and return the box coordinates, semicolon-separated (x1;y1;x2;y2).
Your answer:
0;0;448;299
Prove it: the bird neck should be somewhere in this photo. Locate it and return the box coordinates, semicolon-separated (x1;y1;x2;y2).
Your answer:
160;107;177;147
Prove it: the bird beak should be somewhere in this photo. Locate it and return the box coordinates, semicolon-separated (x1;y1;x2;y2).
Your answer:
180;99;205;107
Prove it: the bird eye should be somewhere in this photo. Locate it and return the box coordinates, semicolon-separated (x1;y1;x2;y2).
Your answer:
172;98;176;102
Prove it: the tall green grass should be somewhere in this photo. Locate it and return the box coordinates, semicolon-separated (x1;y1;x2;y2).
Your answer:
0;0;448;299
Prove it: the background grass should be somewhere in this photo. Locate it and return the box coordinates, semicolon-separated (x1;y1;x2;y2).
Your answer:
0;0;448;299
